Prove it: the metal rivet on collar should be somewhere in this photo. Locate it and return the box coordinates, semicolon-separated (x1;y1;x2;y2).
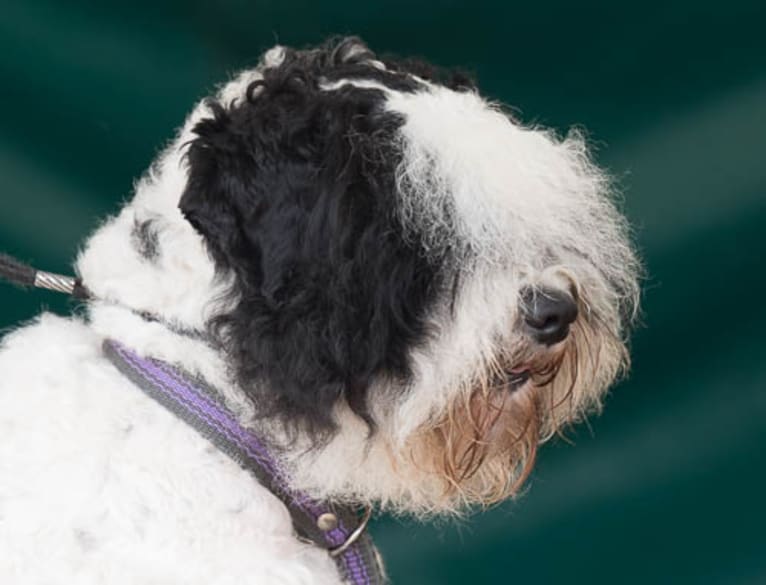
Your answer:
317;513;339;532
329;506;373;558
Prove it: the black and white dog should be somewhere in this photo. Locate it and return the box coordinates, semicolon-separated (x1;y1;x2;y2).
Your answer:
0;37;639;583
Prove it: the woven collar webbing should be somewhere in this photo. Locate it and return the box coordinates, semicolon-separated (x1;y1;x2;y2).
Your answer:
103;339;386;585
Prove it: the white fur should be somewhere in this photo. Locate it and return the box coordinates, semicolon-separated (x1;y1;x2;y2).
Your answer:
0;313;340;584
0;43;638;582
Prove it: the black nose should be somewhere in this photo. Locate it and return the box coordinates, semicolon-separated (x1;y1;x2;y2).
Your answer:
520;287;578;346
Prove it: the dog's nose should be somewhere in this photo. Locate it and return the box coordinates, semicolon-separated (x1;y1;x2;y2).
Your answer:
520;287;578;346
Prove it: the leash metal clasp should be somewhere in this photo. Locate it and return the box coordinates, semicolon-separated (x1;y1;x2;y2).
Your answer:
329;506;372;558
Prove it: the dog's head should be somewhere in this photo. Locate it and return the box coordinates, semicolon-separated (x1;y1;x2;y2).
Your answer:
95;36;639;513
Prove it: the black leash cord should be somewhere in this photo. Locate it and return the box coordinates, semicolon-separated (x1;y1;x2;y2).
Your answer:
0;252;90;299
0;253;36;287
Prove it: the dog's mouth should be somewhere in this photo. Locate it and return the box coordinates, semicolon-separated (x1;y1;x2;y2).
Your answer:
506;345;570;392
506;367;531;390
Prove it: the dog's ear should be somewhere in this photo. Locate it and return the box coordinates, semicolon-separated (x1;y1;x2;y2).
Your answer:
179;41;442;437
180;101;254;270
180;36;383;274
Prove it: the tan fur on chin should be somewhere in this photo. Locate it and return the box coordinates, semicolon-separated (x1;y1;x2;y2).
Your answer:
404;314;629;514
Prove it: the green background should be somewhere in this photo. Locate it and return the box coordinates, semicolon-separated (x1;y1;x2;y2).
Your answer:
1;1;765;583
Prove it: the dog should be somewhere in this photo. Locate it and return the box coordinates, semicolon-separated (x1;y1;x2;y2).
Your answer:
0;37;639;584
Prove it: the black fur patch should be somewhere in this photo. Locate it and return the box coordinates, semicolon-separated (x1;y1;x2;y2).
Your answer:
381;57;476;92
131;218;160;262
180;37;449;437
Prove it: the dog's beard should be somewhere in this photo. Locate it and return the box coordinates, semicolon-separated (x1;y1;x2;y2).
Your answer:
406;317;628;512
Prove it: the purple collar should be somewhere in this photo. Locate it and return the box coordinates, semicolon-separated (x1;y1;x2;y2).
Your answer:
103;339;386;585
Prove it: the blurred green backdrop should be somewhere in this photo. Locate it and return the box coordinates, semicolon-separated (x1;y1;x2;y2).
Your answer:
1;1;765;583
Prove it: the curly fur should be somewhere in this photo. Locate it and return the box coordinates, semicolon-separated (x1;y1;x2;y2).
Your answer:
0;36;640;583
180;42;445;436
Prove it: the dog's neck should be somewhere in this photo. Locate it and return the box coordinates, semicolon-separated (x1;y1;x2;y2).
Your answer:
78;195;447;516
86;301;448;515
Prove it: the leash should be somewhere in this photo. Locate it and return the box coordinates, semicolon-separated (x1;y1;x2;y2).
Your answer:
1;252;385;583
0;253;90;299
103;340;386;585
0;252;207;340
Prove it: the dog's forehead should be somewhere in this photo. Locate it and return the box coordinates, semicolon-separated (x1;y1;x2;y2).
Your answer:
379;87;603;266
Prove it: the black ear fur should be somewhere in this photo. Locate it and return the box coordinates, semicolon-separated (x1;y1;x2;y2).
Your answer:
179;37;444;438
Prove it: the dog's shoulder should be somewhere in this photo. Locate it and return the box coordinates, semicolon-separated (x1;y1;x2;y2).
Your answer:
0;314;342;584
0;312;99;368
